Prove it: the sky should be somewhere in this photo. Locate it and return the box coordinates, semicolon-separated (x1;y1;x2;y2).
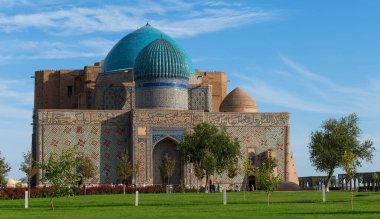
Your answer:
0;0;379;180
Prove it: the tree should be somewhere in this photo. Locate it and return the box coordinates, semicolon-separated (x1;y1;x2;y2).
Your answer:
37;148;81;210
372;172;379;192
242;158;254;200
133;159;142;185
309;113;374;191
255;153;281;207
342;151;357;211
159;153;176;185
178;123;240;192
19;150;37;198
227;164;238;179
76;156;96;195
193;164;205;193
0;151;11;187
116;150;132;195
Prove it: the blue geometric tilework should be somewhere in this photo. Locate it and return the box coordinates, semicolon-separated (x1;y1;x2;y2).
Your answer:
37;110;289;187
136;85;188;109
135;138;147;183
188;87;211;111
213;126;287;184
102;86;134;110
38;111;130;185
151;128;185;146
131;110;289;186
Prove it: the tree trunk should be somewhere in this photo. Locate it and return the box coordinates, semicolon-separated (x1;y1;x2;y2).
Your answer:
351;189;354;211
84;184;87;195
123;184;126;195
244;174;247;201
350;180;352;191
50;192;54;211
267;193;270;207
28;178;30;199
197;179;199;193
373;180;376;192
205;175;209;193
325;169;334;191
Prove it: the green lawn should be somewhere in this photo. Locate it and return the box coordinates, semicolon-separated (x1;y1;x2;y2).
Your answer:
1;191;380;218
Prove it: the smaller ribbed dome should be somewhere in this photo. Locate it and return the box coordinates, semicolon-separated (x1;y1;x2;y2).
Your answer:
220;87;258;113
134;37;190;80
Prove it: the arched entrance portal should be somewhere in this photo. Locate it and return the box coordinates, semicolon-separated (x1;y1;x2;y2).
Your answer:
153;138;181;185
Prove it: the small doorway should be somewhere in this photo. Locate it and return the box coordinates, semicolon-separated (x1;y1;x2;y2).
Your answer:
248;176;256;191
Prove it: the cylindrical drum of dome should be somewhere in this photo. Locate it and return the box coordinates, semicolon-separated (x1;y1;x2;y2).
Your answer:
134;37;190;110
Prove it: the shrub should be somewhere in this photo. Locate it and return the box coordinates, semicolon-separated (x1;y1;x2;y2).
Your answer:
0;185;201;200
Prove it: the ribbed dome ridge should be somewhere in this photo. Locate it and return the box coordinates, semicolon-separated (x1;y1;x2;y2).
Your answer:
134;38;190;80
102;23;194;74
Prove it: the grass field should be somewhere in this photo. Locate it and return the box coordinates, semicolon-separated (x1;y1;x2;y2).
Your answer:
1;191;380;218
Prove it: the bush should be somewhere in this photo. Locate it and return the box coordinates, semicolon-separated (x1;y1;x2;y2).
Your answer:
0;185;201;200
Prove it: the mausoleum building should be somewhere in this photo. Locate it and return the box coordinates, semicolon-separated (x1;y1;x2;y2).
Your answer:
32;23;298;187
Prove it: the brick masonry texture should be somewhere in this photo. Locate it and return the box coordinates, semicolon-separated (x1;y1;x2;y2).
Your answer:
36;109;290;186
37;110;130;184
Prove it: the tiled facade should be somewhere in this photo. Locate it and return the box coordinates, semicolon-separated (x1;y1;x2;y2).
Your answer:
136;85;188;110
36;110;130;184
102;86;134;110
188;86;212;111
35;109;291;186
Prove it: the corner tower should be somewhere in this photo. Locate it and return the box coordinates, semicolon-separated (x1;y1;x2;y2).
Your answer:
134;37;190;110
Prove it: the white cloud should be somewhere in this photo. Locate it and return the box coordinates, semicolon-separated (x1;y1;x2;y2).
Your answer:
233;73;338;113
236;54;380;119
279;54;371;96
158;10;275;37
0;0;34;8
0;38;115;63
0;79;32;123
0;106;31;120
281;55;380;117
0;1;278;37
0;79;33;106
0;1;279;63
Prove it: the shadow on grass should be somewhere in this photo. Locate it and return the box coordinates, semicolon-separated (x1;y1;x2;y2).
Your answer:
355;194;369;197
285;210;380;215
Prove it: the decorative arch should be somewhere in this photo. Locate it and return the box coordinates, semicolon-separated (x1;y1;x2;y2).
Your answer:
152;137;182;185
153;135;180;149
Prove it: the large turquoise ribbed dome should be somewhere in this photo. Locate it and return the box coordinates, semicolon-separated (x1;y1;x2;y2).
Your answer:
102;23;194;73
134;37;190;80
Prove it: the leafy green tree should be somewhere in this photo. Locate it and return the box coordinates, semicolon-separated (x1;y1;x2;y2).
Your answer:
159;153;176;185
255;154;281;207
242;158;254;200
116;150;132;195
19;150;37;198
77;156;96;195
227;164;238;179
309;113;374;191
37;148;81;210
342;151;357;211
0;151;11;187
178;122;240;192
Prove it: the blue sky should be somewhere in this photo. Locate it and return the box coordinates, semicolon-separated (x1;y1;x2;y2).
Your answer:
0;0;379;179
